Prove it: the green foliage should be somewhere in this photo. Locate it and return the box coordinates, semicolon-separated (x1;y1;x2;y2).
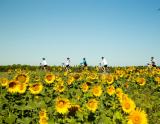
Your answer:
0;66;160;123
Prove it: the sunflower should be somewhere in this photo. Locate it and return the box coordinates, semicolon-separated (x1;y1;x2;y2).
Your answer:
95;66;99;71
154;77;160;85
34;75;40;82
15;73;29;84
67;76;75;85
86;99;98;112
29;83;43;94
116;70;125;77
54;82;65;93
106;74;114;84
7;80;18;93
92;85;102;97
17;83;27;94
0;77;8;87
55;75;63;82
125;82;129;88
100;73;114;84
81;83;89;92
106;85;115;96
69;104;80;115
55;97;71;114
156;68;160;75
128;108;148;124
86;73;98;82
39;109;47;118
44;73;55;84
7;69;12;74
136;77;146;86
39;116;48;124
121;97;136;113
73;73;81;80
116;88;123;102
63;71;68;76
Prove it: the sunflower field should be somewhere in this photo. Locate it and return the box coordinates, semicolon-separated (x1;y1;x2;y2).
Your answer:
0;66;160;124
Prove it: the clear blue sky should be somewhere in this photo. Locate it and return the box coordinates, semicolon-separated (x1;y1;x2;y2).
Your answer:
0;0;160;66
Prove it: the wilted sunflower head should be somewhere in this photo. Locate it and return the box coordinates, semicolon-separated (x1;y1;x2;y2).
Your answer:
86;99;98;112
7;80;19;93
92;85;102;97
45;73;55;84
29;83;43;94
127;108;148;124
15;73;29;84
68;105;80;116
55;97;71;114
0;77;8;87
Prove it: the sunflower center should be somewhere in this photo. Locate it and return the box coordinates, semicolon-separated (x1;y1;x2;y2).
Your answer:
133;115;141;123
9;82;17;88
74;74;80;79
89;102;95;108
109;87;114;92
17;75;26;83
32;84;40;91
19;84;24;90
58;85;64;89
125;102;130;109
107;76;113;82
58;100;65;107
39;111;45;117
139;79;145;84
82;84;88;90
46;75;53;81
94;88;99;94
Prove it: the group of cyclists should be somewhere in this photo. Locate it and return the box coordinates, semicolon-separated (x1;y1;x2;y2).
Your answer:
40;57;109;72
40;56;157;72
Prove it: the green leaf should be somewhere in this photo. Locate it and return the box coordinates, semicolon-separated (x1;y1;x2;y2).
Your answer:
48;119;55;124
98;115;112;124
76;111;84;121
5;113;17;124
16;117;31;124
113;111;122;120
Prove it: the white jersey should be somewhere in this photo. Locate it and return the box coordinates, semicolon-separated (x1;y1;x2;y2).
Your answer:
42;60;47;66
65;60;70;66
101;58;108;66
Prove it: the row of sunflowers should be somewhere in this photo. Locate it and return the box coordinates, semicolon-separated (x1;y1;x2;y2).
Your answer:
0;66;160;124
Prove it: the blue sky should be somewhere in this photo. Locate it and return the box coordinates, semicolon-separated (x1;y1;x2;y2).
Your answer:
0;0;160;66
